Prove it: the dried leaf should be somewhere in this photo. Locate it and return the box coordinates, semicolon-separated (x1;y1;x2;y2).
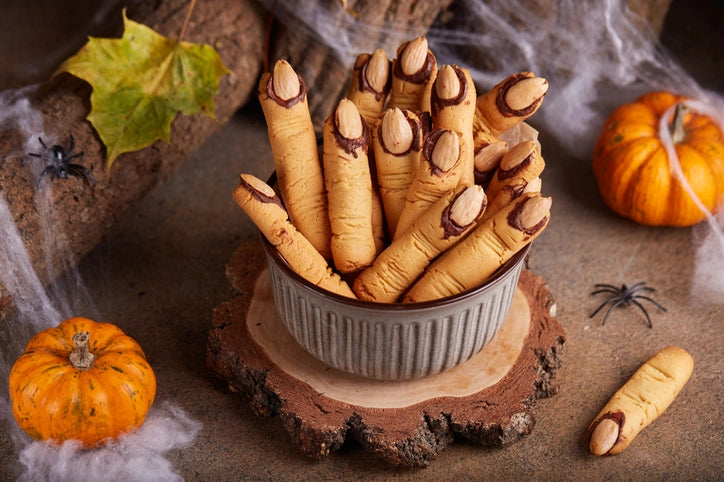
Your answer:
56;9;229;168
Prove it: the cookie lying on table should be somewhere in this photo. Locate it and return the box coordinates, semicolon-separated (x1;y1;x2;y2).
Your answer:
586;345;694;456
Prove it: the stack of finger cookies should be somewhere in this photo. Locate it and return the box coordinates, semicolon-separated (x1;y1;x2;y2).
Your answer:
235;36;551;305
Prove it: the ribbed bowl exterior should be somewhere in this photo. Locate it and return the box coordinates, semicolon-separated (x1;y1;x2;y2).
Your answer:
263;241;527;381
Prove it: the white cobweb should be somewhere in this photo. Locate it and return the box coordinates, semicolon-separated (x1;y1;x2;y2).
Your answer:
16;402;201;482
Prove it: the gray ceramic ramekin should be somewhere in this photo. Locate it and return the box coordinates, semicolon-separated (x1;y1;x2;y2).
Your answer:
260;234;529;381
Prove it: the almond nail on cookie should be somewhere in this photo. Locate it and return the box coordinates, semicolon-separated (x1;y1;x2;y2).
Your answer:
233;174;355;298
474;72;549;136
404;192;551;302
394;129;465;239
353;185;487;303
323;98;377;273
473;131;509;187
258;59;332;259
388;36;437;114
586;346;694;456
481;176;542;223
373;107;424;236
485;140;545;203
347;49;391;130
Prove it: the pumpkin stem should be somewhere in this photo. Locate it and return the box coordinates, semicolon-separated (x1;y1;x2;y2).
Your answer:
69;331;95;370
670;102;689;144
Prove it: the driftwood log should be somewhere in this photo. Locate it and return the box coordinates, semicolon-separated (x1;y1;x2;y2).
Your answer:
207;242;566;467
0;0;267;319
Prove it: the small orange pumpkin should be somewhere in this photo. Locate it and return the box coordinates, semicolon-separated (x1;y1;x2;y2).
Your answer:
592;91;724;227
8;317;156;448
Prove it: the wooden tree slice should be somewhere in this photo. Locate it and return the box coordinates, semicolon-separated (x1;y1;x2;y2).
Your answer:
207;242;566;467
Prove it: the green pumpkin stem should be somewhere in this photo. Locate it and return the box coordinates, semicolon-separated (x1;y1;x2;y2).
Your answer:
69;331;95;370
670;102;689;144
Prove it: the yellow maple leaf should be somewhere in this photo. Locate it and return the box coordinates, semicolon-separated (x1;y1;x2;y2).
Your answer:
56;9;229;168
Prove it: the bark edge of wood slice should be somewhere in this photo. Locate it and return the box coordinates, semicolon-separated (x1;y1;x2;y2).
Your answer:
206;242;566;468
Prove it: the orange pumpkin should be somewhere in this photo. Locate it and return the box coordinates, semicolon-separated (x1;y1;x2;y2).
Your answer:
8;317;156;448
592;91;724;227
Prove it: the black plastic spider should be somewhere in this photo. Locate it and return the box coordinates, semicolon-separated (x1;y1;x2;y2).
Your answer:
589;282;667;328
29;135;96;187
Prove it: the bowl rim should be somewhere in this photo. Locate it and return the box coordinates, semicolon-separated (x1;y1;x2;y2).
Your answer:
260;232;530;312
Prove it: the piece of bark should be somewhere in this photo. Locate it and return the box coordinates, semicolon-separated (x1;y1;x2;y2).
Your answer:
207;241;566;467
0;0;266;320
261;0;454;131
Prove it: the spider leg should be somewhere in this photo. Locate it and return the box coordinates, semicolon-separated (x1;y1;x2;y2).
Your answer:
629;285;655;296
36;166;57;188
591;287;621;296
589;297;618;318
631;299;653;328
28;137;49;158
627;281;646;290
634;295;667;312
66;151;84;163
593;283;620;290
601;299;628;325
67;164;96;187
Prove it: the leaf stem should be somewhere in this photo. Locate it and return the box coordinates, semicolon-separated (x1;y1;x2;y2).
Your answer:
178;0;197;42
